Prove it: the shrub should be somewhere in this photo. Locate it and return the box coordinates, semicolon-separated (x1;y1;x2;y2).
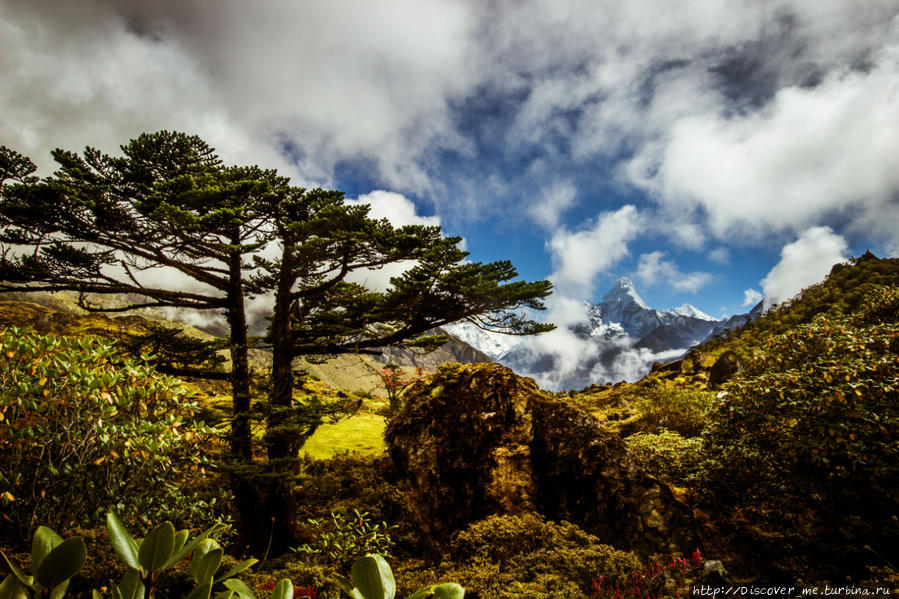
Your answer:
699;287;899;578
624;429;703;485
0;328;216;541
396;514;642;599
293;510;397;570
636;383;714;437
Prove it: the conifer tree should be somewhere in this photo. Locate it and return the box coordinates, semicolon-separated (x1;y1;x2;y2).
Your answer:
0;132;554;551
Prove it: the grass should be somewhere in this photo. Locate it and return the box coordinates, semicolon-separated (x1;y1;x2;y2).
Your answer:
302;412;387;459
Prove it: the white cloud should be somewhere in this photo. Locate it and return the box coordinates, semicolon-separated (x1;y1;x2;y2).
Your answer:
346;191;441;227
547;205;642;296
635;251;712;293
0;0;476;192
760;226;849;306
529;180;577;229
708;247;730;265
629;37;899;245
742;288;763;308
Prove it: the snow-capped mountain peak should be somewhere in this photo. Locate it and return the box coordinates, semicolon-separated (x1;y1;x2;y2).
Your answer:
601;277;650;310
667;303;716;321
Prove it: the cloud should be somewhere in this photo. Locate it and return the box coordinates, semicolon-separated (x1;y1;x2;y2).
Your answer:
709;247;730;265
635;251;712;293
529;180;577;229
0;0;476;192
629;37;899;245
346;191;441;227
742;288;763;308
547;205;642;296
760;226;849;305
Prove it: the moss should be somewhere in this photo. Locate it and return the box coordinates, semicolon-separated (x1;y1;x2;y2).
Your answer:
302;412;387;459
396;514;642;599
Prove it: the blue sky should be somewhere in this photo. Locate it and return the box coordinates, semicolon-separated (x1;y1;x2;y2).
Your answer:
2;0;898;321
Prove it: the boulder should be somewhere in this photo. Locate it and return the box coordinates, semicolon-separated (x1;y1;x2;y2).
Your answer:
385;363;697;557
707;350;744;387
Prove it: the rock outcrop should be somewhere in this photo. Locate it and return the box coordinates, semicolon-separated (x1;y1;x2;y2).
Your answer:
707;350;744;387
386;363;697;556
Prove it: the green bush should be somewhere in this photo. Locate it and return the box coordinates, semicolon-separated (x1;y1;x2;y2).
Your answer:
636;383;714;437
294;510;397;570
700;287;899;578
624;429;703;485
0;328;216;540
396;514;641;599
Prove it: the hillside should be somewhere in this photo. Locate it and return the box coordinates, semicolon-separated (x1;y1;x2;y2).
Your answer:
563;253;899;581
1;255;897;595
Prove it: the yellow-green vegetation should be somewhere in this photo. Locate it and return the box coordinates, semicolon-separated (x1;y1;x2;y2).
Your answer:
0;328;219;540
396;514;642;599
303;413;387;459
699;283;899;579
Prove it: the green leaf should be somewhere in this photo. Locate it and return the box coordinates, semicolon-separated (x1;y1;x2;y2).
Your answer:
334;574;364;599
106;513;140;571
190;549;222;585
49;579;70;599
116;569;144;599
213;559;257;584
351;554;395;599
138;522;175;573
0;575;29;599
174;530;190;555
163;522;223;570
34;537;86;590
186;581;212;599
1;552;35;590
213;591;236;599
31;526;63;573
93;590;105;599
271;579;293;599
406;583;464;599
223;579;258;599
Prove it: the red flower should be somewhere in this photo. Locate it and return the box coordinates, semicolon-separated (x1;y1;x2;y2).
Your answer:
691;548;701;564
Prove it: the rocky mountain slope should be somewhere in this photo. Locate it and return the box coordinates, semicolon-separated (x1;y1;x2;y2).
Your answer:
451;277;755;390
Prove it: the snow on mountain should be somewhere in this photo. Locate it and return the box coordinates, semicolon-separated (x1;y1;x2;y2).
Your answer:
442;321;523;360
667;303;716;321
445;277;753;391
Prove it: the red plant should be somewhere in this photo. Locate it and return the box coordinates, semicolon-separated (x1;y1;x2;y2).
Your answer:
586;550;701;599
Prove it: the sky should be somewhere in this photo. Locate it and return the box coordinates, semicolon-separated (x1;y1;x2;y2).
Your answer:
2;0;899;323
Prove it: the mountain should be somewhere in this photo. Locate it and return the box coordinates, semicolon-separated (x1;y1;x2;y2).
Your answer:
452;277;755;391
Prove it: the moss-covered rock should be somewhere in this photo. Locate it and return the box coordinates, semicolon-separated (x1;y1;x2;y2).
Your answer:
385;363;697;557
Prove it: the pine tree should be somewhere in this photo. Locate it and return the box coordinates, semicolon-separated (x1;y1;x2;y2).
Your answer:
0;132;554;551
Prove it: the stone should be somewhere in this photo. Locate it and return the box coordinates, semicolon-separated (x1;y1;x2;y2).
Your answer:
707;350;744;387
386;363;697;557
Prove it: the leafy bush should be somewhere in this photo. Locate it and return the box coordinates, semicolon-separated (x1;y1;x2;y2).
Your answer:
636;383;714;437
396;514;642;599
700;287;899;578
294;510;397;570
0;328;216;540
624;429;703;485
293;456;415;557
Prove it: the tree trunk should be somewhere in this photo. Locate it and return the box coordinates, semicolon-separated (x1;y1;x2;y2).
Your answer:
226;242;253;460
248;249;299;554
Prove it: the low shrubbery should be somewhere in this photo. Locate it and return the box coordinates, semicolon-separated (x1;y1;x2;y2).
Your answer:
700;286;899;578
0;328;217;541
397;514;642;599
624;430;703;485
635;383;713;438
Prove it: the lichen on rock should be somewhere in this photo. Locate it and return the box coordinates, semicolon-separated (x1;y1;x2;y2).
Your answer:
385;362;697;557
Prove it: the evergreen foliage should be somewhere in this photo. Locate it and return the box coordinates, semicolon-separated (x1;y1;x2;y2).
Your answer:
0;132;554;552
700;284;899;578
0;328;215;541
